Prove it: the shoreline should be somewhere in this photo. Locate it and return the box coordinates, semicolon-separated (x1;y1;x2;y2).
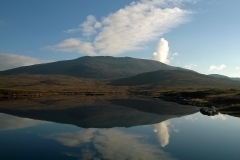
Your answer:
1;87;240;117
154;90;240;117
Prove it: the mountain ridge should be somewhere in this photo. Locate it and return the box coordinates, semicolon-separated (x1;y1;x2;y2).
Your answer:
209;74;240;81
1;56;239;89
111;70;240;88
0;56;185;79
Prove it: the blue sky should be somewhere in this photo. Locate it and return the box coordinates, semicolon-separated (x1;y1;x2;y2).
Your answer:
0;0;239;77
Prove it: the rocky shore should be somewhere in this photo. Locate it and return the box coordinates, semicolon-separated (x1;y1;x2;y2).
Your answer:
1;87;240;117
155;90;240;117
200;106;219;116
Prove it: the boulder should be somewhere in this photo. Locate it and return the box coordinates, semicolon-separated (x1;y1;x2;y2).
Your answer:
200;106;219;116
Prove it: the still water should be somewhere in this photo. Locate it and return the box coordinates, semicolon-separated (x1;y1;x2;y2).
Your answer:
0;98;240;160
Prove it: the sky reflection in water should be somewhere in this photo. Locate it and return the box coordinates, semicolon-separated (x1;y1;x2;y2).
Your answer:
0;112;240;160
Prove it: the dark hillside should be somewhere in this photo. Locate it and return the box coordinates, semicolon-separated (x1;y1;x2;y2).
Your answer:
111;70;240;88
209;74;240;82
209;74;231;79
0;56;183;79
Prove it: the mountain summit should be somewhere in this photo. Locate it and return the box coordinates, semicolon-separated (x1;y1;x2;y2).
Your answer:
0;56;183;79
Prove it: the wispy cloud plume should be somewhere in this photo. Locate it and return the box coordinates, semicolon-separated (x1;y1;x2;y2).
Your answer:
208;64;226;71
47;0;193;56
152;38;170;64
0;53;48;71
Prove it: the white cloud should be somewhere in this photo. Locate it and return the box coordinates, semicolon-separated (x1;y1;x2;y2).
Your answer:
185;63;197;69
0;53;48;71
48;0;193;56
81;15;102;36
45;38;97;56
66;15;102;36
152;38;170;64
236;67;239;70
208;64;226;71
153;121;170;147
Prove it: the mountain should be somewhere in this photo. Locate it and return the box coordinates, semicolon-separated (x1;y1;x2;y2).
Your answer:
1;56;238;89
0;56;183;79
111;70;240;88
209;74;230;79
209;74;240;81
232;78;240;81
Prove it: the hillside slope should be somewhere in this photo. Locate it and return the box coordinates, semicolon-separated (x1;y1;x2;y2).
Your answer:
209;74;240;81
111;70;240;88
209;74;230;79
0;56;183;79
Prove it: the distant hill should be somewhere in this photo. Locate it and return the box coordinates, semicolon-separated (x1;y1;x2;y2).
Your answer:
209;74;230;79
0;56;184;79
111;70;240;88
232;78;240;81
209;74;240;81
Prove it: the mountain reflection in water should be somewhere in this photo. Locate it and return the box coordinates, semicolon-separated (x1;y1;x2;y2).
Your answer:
0;96;198;128
0;106;178;160
1;97;240;160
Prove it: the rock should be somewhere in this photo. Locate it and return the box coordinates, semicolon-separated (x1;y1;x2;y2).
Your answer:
200;106;219;116
179;99;189;105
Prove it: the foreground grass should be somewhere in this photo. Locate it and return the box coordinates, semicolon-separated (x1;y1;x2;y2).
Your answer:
0;75;130;97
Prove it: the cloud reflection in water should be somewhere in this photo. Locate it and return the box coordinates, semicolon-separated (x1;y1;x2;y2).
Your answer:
0;113;44;131
46;128;176;160
153;121;170;147
211;114;227;121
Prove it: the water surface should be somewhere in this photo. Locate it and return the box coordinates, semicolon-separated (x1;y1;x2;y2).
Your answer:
0;97;240;160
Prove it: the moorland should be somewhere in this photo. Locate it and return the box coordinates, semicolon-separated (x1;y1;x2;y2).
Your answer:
0;56;240;116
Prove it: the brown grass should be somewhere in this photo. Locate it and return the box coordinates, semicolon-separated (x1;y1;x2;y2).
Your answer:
0;75;129;94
